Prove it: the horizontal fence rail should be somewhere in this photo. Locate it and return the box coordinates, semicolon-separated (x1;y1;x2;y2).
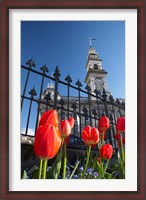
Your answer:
21;59;125;149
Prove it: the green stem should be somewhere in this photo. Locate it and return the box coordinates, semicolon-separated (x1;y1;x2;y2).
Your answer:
63;140;67;179
69;160;80;179
104;160;109;173
118;134;125;178
82;145;91;178
55;144;63;179
120;133;125;161
43;159;48;179
100;158;105;179
101;131;105;147
39;159;43;179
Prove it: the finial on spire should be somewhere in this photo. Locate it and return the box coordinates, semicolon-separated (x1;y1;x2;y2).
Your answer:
89;37;96;47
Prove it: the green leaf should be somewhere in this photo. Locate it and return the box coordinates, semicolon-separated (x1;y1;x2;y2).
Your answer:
22;170;28;179
69;160;80;179
112;170;119;179
104;172;113;179
117;150;121;161
32;168;40;179
46;158;59;179
27;165;39;176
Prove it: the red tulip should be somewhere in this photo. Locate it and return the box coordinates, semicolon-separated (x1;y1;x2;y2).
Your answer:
39;110;58;127
60;118;74;138
116;117;125;133
82;126;99;145
98;116;110;132
68;117;75;129
34;124;61;159
114;133;121;141
100;144;113;160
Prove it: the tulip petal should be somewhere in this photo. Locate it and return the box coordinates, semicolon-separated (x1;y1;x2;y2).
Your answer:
82;126;99;145
68;117;75;129
116;117;125;132
98;116;110;131
60;120;71;138
91;128;99;143
100;144;113;160
34;124;61;159
39;110;58;127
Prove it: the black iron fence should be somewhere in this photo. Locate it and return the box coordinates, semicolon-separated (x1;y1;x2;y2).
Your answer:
21;59;125;148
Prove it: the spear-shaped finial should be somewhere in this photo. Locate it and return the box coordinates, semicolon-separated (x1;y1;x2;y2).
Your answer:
89;37;96;47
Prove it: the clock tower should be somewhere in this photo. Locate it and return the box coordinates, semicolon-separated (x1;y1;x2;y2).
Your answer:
84;42;109;96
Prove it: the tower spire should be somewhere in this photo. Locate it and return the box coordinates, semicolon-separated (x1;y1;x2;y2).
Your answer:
89;37;96;47
85;42;110;96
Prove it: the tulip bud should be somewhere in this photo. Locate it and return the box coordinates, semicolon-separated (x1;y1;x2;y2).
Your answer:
100;143;113;160
98;116;110;132
60;120;71;138
82;125;99;146
116;117;125;133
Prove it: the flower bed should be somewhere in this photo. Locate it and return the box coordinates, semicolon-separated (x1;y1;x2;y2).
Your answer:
22;110;125;179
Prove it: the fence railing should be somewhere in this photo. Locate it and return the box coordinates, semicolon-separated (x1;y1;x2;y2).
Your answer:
21;59;125;148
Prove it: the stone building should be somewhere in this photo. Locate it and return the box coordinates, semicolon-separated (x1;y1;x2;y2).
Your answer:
39;44;125;139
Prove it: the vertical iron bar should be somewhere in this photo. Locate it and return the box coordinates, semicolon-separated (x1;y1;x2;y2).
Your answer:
94;89;100;119
25;99;33;135
53;66;60;109
97;99;100;119
85;116;86;126
112;125;117;149
118;106;121;116
102;89;109;117
109;115;117;148
92;109;97;128
54;79;59;109
73;111;76;142
67;85;70;118
25;87;37;135
109;95;116;124
61;109;63;121
65;74;72;119
112;105;116;125
82;106;88;128
78;90;81;138
71;102;77;139
85;85;92;126
35;64;49;134
88;95;92;126
35;76;45;133
21;69;30;110
76;80;82;138
21;59;35;109
44;92;51;111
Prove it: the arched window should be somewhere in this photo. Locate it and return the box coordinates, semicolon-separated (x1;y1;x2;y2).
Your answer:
94;64;99;69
